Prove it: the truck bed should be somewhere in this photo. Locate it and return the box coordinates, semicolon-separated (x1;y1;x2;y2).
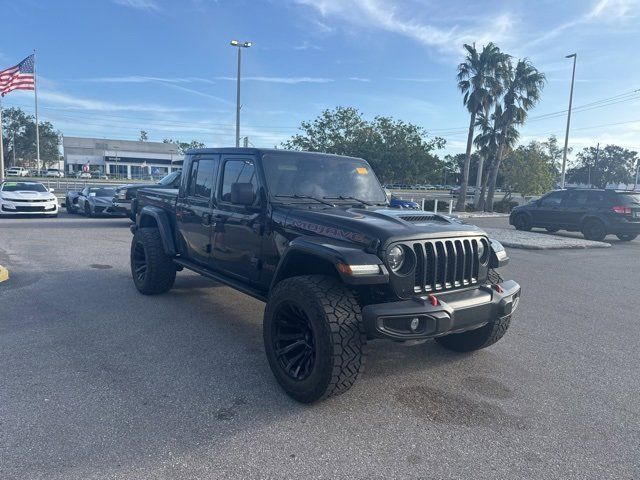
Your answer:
137;187;178;212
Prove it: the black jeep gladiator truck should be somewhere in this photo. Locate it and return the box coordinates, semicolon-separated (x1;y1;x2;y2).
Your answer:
130;148;521;403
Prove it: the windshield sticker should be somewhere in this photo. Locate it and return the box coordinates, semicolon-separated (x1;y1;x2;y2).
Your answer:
356;167;368;175
290;219;365;243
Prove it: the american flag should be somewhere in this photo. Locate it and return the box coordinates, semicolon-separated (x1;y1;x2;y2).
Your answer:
0;54;35;97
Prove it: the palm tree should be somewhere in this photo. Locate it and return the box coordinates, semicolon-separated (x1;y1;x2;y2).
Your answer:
473;105;519;210
455;42;505;211
485;58;545;211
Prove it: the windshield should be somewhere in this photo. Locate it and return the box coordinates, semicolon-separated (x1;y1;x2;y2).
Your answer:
261;152;387;203
89;188;116;197
1;182;47;193
158;170;181;186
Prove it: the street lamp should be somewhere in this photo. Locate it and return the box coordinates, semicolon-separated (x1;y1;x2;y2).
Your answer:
560;53;577;189
230;40;252;148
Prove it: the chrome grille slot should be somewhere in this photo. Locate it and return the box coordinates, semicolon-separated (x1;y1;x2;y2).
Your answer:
411;237;483;293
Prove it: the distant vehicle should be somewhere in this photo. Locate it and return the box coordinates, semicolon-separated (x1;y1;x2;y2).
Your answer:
112;170;182;221
45;169;65;178
389;196;420;210
66;186;124;217
510;189;640;241
0;181;58;217
90;170;109;179
450;186;476;196
5;167;29;177
78;172;92;179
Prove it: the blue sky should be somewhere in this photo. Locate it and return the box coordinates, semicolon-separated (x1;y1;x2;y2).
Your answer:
1;0;639;159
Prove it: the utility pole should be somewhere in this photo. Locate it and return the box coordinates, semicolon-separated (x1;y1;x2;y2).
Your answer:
12;131;16;167
635;159;639;191
230;40;252;148
243;136;249;148
560;53;577;189
594;143;600;188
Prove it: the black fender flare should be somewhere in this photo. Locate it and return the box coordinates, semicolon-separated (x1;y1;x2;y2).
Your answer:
270;235;388;291
135;205;176;256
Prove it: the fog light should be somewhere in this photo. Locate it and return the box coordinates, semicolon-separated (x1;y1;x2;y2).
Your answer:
410;317;420;331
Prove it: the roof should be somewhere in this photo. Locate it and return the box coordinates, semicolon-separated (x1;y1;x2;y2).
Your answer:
184;147;363;160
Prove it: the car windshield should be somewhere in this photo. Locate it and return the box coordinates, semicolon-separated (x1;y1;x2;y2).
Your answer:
89;188;116;197
261;152;387;203
158;171;180;186
1;182;47;192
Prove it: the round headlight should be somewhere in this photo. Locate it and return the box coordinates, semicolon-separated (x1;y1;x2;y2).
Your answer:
477;240;485;259
387;245;405;272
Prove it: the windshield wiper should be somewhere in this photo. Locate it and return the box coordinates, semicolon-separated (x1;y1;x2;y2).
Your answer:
323;195;374;206
275;194;335;207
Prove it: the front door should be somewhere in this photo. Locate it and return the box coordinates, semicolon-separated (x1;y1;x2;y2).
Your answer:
211;156;263;283
176;155;220;266
532;191;568;228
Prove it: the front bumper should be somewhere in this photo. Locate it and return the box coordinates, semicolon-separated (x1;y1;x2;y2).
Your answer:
362;280;521;340
112;200;132;214
0;201;58;215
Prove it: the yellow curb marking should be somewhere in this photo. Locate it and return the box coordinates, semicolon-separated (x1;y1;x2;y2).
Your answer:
0;265;9;283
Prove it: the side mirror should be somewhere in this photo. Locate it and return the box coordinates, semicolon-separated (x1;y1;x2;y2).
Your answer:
230;182;255;205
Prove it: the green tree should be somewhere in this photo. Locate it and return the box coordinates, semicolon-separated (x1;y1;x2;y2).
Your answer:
485;58;546;211
501;142;555;197
283;106;445;184
139;130;149;141
162;138;206;154
567;145;637;188
1;107;60;169
455;42;506;211
473;104;518;209
541;134;570;178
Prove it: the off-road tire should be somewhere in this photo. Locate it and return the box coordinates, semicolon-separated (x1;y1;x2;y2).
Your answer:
617;234;637;242
264;275;366;403
436;268;510;352
513;213;531;231
582;219;607;242
130;227;176;295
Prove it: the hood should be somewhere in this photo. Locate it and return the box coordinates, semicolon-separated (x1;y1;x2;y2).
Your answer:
90;196;113;205
117;182;158;192
1;191;56;201
280;205;485;248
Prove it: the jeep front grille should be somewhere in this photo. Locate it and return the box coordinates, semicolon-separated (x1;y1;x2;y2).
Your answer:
412;237;483;293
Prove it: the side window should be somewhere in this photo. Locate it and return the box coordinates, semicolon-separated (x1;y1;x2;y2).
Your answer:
220;159;257;203
587;191;606;205
187;158;218;200
566;191;588;206
540;192;565;207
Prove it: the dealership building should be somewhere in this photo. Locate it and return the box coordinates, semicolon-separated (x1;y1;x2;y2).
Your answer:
63;137;184;179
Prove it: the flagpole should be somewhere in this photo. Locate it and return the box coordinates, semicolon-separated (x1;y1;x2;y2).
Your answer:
0;97;5;182
33;50;41;174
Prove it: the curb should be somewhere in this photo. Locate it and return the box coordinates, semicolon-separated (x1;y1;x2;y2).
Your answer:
0;265;8;283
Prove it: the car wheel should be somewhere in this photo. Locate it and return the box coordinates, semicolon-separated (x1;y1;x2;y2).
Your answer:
263;275;366;403
84;203;93;218
616;234;638;242
582;219;607;242
65;198;76;214
130;227;176;295
513;213;532;231
545;228;559;233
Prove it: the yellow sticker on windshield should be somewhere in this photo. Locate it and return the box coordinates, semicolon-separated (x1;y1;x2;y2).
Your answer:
356;167;368;175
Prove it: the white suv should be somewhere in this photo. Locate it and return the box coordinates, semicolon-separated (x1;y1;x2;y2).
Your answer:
45;169;65;178
0;181;59;217
5;167;29;177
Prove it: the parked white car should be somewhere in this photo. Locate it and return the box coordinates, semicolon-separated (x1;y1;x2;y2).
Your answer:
0;181;59;217
5;167;30;177
45;169;65;178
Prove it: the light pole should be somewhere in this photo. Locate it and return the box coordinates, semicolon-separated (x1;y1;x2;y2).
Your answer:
230;40;252;148
560;53;577;189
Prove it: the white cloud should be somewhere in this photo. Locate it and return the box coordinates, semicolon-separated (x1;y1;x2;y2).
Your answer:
214;76;334;84
349;77;371;82
112;0;161;12
295;0;515;54
38;90;192;113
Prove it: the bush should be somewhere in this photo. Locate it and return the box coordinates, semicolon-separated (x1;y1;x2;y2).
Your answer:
493;199;519;213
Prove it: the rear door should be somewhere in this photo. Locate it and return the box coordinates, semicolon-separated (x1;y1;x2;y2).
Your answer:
562;190;591;229
176;155;220;266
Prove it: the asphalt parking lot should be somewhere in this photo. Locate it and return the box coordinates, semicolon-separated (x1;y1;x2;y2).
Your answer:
1;214;639;479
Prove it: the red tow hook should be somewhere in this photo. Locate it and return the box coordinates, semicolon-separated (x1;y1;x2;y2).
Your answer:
428;294;439;306
493;284;504;293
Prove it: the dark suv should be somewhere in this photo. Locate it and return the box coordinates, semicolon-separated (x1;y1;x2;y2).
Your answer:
510;189;640;241
130;148;520;403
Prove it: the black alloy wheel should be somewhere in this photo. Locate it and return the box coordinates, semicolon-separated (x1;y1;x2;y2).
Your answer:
514;214;531;231
272;301;316;381
132;240;147;284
